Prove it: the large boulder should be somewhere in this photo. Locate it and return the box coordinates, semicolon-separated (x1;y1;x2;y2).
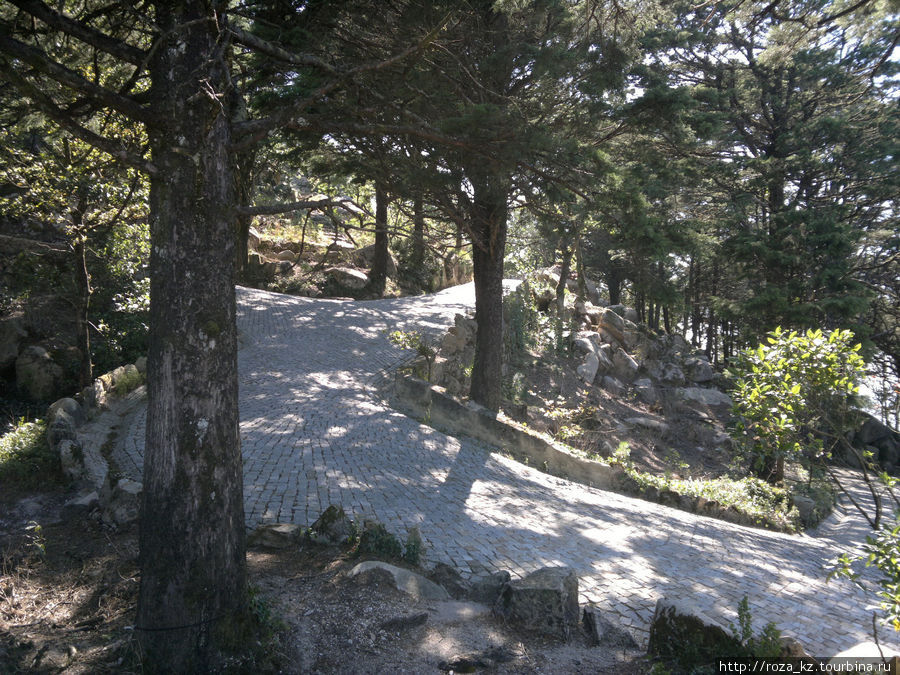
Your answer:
852;413;900;469
352;244;398;278
676;386;733;407
0;312;26;371
611;348;639;383
16;345;64;401
307;504;354;545
606;304;638;323
349;561;450;601
647;598;741;667
324;266;369;290
497;567;579;640
576;352;600;385
103;478;142;526
684;356;714;383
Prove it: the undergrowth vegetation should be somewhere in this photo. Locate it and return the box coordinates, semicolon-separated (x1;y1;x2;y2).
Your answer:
0;419;57;491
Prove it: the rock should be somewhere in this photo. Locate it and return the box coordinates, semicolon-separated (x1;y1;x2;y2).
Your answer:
249;523;303;549
572;332;598;355
48;397;84;428
576;352;600;385
46;408;77;450
380;612;428;632
684;356;713;383
352;244;398;278
441;331;467;355
497;567;579;640
626;416;669;434
247;226;262;250
15;345;64;401
611;348;639;382
135;356;147;375
607;304;638;323
792;495;817;526
81;379;108;411
428;562;472;600
58;439;85;481
349;561;450;601
308;504;353;545
585;279;602;306
468;570;510;606
633;378;658;405
103;478;142;526
598;307;626;334
676;386;732;407
63;490;99;515
582;606;638;649
23;295;76;343
0;312;26;370
647;598;740;664
656;363;686;386
779;636;810;658
325;266;369;290
276;249;297;262
600;375;625;397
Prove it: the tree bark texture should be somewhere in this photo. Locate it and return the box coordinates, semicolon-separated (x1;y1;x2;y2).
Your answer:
137;3;247;669
468;176;508;413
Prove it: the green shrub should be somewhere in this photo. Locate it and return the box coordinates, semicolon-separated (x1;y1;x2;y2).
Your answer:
356;521;403;561
403;527;424;566
0;419;59;490
728;327;866;483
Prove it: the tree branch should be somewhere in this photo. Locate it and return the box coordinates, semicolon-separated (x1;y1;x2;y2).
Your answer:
0;66;157;174
0;32;154;125
236;196;363;217
5;0;146;66
232;14;450;147
227;25;336;74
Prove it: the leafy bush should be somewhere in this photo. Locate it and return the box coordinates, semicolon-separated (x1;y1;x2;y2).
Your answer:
356;521;403;561
403;527;424;566
728;327;866;483
0;419;59;490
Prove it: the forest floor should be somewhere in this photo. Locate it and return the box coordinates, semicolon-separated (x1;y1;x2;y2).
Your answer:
0;485;648;674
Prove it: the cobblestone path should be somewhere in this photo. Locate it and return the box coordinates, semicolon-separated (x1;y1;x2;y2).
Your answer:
109;284;895;654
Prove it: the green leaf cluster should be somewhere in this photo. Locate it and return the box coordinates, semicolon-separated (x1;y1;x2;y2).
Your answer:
729;327;866;480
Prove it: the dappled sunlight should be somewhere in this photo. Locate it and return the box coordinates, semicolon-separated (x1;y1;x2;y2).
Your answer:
106;284;897;655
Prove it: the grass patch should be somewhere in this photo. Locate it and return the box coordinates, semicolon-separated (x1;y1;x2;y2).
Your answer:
0;419;60;491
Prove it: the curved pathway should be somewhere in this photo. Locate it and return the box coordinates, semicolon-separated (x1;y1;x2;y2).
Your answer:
109;284;894;654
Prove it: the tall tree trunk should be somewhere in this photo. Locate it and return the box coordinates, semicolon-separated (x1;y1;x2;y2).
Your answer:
412;192;426;271
605;266;622;306
365;183;390;297
72;236;92;388
468;178;508;413
573;236;587;300
556;242;572;317
232;93;256;279
137;4;247;669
